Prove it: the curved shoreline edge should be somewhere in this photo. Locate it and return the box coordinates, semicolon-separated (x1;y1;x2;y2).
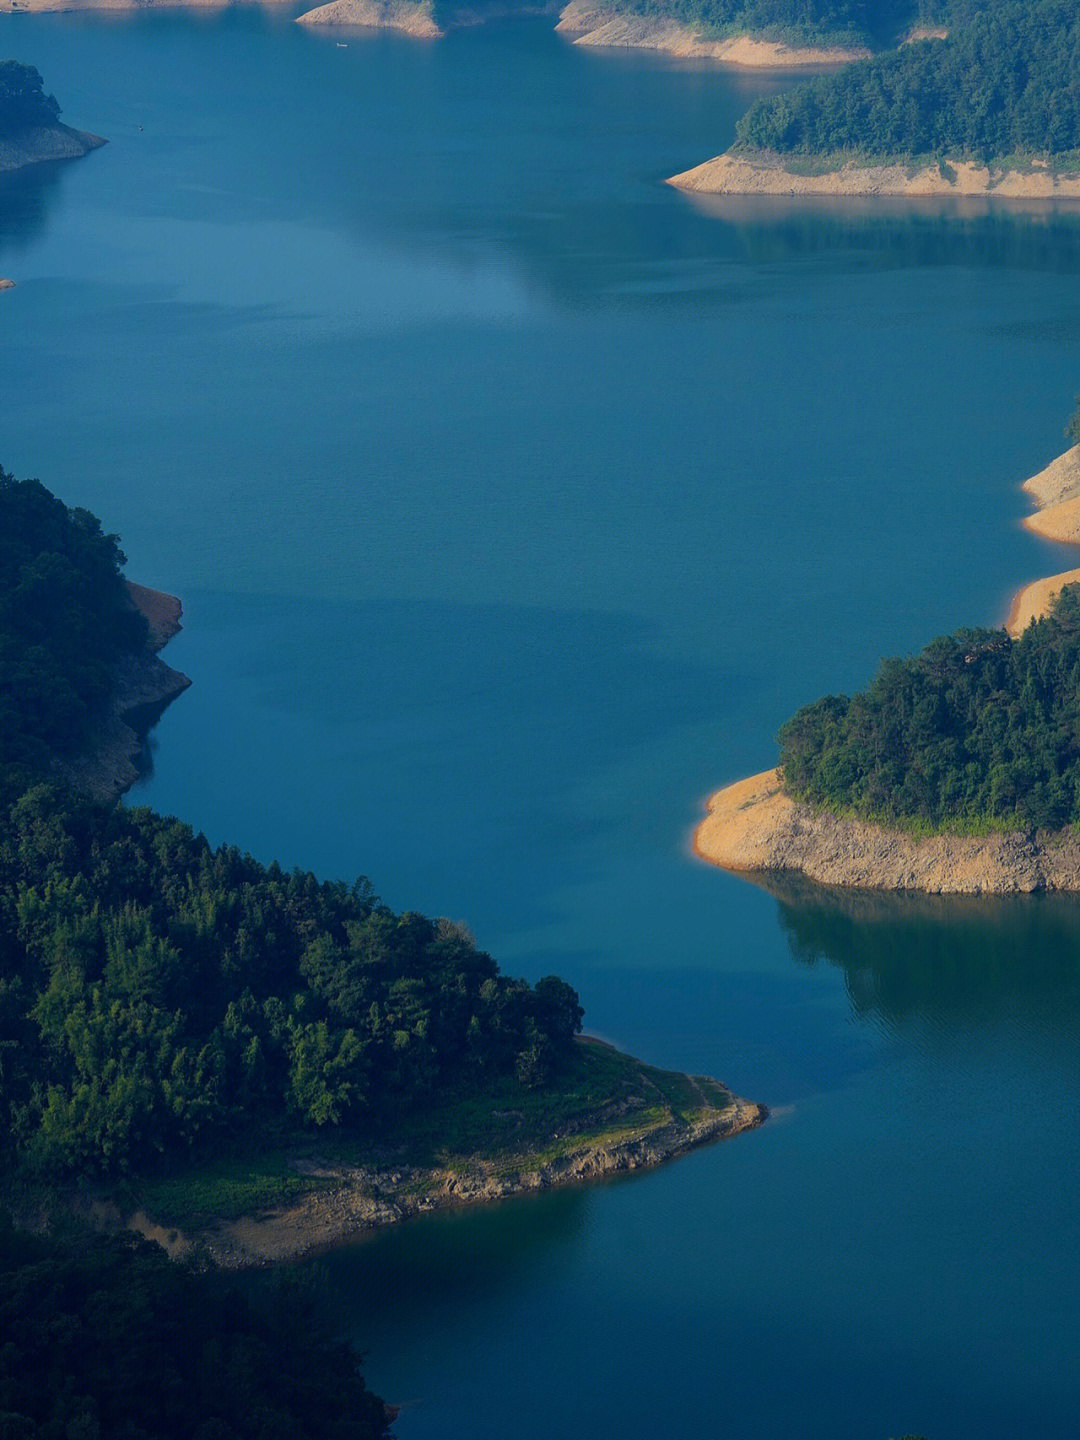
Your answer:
107;1080;766;1268
667;151;1080;198
552;3;868;64
291;0;867;61
694;769;1080;894
695;446;1080;895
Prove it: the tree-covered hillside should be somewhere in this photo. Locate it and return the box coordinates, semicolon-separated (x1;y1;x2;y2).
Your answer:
0;469;583;1184
0;470;149;777
0;785;582;1179
0;1220;391;1440
778;586;1080;832
0;61;61;137
735;0;1080;161
605;0;927;48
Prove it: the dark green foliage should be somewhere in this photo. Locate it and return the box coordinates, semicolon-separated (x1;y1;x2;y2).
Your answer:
0;470;148;774
778;585;1080;831
0;62;60;137
0;475;583;1180
0;785;583;1177
602;0;927;47
0;1218;390;1440
736;0;1080;160
1066;394;1080;446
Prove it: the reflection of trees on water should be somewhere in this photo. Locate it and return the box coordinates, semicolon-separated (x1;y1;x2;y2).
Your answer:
499;198;1080;308
0;160;72;254
763;871;1080;1036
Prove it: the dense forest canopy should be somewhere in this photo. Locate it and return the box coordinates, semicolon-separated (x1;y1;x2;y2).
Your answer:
0;1220;391;1440
0;471;583;1182
0;61;61;135
778;586;1080;831
735;0;1080;160
608;0;929;47
0;470;149;776
0;786;583;1178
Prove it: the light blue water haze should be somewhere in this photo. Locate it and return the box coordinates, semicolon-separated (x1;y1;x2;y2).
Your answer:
3;13;1080;1436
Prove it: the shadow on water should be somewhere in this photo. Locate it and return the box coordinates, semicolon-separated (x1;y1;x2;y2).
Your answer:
286;1184;591;1341
761;871;1080;1040
0;160;75;255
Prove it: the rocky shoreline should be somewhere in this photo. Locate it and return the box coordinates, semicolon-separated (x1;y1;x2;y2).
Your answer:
0;123;105;175
56;583;191;802
110;1087;765;1268
667;151;1080;198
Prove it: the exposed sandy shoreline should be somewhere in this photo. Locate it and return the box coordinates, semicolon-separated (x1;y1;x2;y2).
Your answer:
694;446;1080;893
1021;443;1080;543
667;151;1080;198
296;0;441;35
694;769;1080;894
0;124;105;174
56;583;191;802
1004;567;1080;636
554;2;868;63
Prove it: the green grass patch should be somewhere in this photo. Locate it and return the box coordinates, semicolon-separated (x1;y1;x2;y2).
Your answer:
130;1041;733;1230
135;1151;328;1231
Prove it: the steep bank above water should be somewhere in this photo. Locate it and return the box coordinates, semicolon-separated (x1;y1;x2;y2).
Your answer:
56;582;191;802
694;769;1080;894
0;123;105;174
668;151;1080;197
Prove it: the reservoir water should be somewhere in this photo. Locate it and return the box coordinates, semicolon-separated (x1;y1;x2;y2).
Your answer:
4;11;1080;1436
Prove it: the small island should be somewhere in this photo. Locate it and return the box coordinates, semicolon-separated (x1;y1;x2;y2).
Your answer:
669;0;1080;196
0;60;104;173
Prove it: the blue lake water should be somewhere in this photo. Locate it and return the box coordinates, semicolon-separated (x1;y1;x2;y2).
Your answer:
4;11;1080;1437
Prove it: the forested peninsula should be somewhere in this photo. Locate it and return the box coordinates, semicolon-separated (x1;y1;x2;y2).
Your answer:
0;469;762;1431
669;0;1080;196
696;430;1080;894
0;60;103;173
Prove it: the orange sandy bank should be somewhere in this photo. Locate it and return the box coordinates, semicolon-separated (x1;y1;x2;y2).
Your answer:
1020;445;1080;544
667;152;1080;197
1004;568;1080;636
693;769;1080;893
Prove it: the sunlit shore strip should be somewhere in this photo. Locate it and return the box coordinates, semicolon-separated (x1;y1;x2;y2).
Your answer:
692;445;1080;893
